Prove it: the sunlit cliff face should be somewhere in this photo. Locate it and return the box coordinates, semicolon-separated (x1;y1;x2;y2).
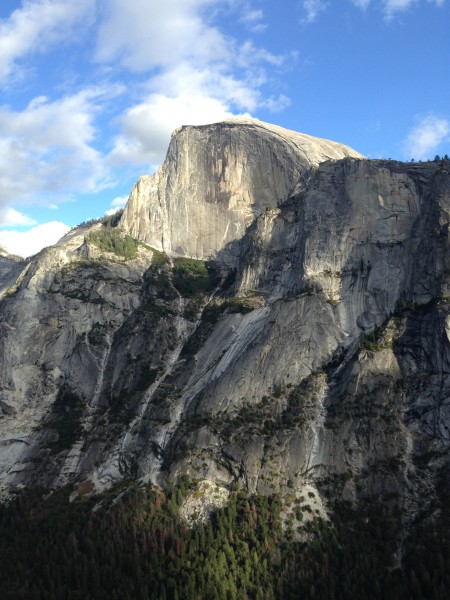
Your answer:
0;122;449;537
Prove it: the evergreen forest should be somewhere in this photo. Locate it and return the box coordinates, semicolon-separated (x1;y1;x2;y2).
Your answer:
0;472;449;600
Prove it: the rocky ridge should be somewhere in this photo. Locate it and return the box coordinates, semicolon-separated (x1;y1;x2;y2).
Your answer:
0;120;449;540
119;118;364;264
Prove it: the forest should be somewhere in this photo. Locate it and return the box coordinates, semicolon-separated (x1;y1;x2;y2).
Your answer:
0;471;449;600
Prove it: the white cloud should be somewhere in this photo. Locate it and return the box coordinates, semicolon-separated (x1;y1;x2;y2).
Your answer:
147;61;262;111
105;207;122;216
108;89;237;168
110;195;128;208
0;0;292;239
238;40;286;68
383;0;417;19
301;0;328;23
263;95;292;113
96;1;290;169
0;87;117;206
95;0;230;72
105;195;128;217
350;0;446;17
403;115;450;160
0;221;70;257
0;208;37;227
240;8;267;32
0;0;94;84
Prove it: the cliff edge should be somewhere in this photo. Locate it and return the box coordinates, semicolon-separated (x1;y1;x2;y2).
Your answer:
119;118;364;263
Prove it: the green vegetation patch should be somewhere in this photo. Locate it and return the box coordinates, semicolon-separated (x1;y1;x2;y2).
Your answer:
360;329;393;352
172;257;218;297
144;264;178;302
148;247;170;267
221;398;278;439
281;373;324;429
87;228;139;259
77;209;124;229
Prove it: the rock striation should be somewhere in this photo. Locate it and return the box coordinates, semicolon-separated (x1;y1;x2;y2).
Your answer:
0;119;449;538
119;118;364;264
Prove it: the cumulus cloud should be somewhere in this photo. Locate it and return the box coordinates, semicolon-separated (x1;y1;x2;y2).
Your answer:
95;0;230;72
0;0;94;84
0;0;293;256
0;221;70;258
0;208;37;227
109;90;236;168
0;88;118;206
105;195;128;216
100;3;288;170
403;115;450;160
111;195;128;208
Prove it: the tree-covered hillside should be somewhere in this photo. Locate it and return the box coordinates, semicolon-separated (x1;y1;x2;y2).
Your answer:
0;475;449;600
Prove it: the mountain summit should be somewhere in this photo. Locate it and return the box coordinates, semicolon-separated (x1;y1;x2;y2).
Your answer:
119;118;364;263
0;121;449;557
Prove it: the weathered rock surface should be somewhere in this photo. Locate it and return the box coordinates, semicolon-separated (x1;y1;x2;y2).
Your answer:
0;248;26;294
0;120;449;536
119;118;364;264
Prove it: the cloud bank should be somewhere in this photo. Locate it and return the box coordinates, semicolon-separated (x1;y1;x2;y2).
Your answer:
0;221;70;258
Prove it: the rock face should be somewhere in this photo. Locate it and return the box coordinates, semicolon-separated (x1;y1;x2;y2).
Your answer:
119;118;364;264
0;248;26;294
0;119;450;534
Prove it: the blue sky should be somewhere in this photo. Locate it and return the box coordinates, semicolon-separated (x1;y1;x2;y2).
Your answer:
0;0;449;256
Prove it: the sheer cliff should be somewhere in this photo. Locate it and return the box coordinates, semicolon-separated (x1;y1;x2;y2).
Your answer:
119;118;364;263
0;120;449;545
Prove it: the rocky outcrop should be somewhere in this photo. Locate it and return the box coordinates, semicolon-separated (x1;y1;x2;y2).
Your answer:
119;118;364;264
123;158;450;512
0;120;449;538
0;225;163;489
0;248;26;294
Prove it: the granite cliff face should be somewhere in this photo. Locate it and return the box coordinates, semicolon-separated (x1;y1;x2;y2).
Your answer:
0;120;449;535
119;118;363;264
